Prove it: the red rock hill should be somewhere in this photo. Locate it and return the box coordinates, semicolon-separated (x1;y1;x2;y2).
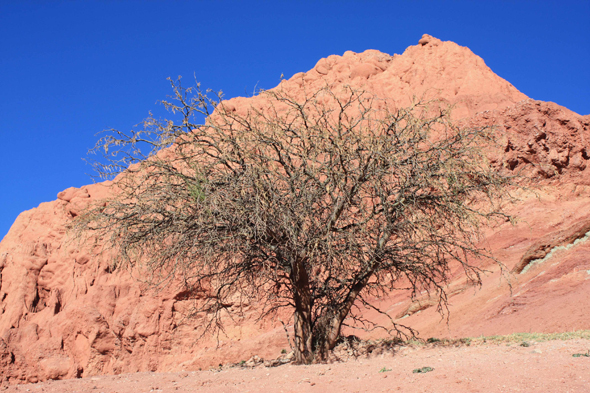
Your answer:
1;35;589;385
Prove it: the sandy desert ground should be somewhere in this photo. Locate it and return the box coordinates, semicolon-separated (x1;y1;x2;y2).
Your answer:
4;336;589;393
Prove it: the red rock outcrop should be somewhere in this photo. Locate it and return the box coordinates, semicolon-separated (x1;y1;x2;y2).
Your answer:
1;34;589;385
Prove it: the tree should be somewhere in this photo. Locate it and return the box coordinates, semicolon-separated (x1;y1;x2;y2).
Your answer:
76;77;512;364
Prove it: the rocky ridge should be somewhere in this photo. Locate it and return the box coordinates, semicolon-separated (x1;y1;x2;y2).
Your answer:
0;34;589;385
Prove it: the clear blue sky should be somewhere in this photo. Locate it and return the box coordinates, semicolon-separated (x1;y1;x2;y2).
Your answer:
1;0;589;241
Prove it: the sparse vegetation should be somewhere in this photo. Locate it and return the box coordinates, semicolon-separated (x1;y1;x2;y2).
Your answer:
207;331;590;372
405;330;590;348
468;330;590;345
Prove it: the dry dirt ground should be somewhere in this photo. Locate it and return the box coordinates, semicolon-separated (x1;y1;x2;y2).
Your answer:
4;338;589;393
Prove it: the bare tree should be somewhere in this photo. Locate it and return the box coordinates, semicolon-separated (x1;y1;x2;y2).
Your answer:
75;77;512;364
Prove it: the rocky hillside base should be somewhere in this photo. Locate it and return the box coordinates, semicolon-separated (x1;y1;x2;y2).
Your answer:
0;34;589;386
3;336;590;392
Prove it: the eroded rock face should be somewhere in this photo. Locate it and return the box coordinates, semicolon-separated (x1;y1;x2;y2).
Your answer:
0;184;289;384
263;33;527;121
475;100;590;182
1;35;589;385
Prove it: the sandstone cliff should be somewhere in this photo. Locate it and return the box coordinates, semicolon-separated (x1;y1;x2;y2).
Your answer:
1;34;589;385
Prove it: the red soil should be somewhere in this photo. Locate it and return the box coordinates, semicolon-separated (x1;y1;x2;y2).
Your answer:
4;339;589;392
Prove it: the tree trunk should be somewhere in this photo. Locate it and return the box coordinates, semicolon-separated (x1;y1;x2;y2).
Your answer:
314;275;373;359
313;312;343;359
291;257;314;364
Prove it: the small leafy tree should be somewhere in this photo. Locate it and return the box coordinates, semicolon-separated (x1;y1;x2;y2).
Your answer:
76;77;511;364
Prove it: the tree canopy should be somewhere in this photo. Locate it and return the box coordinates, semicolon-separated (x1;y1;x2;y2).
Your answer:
76;78;512;364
